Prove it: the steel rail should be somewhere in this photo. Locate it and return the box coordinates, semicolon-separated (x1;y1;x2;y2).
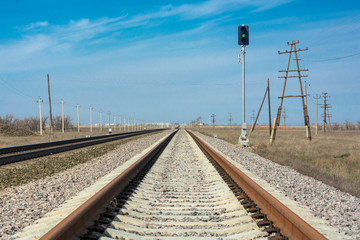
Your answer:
187;130;327;240
0;129;164;155
0;129;164;166
40;130;177;240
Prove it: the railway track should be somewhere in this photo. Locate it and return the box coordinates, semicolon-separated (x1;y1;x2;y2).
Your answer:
15;129;334;239
0;129;164;166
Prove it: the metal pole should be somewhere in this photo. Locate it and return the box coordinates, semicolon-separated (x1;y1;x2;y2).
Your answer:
239;45;249;146
242;45;245;124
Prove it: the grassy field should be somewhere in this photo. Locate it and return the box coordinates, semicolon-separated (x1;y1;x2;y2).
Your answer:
193;126;360;197
0;129;133;148
0;130;162;190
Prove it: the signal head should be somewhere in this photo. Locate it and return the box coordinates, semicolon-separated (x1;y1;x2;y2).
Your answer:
238;25;249;46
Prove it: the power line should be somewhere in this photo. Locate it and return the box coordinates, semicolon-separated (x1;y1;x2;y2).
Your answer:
0;78;35;99
305;51;360;62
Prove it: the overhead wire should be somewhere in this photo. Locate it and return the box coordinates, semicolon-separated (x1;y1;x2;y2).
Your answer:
0;78;36;100
304;51;360;62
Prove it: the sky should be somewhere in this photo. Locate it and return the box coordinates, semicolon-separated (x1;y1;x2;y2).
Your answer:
0;0;360;126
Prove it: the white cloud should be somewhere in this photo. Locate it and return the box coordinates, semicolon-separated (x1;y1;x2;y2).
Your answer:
24;21;49;30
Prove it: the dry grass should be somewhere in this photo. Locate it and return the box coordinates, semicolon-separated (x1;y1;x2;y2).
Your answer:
0;129;128;148
194;126;360;197
0;131;161;190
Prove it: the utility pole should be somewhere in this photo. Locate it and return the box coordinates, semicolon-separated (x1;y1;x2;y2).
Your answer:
251;110;255;126
47;74;53;136
249;78;272;136
282;107;288;130
313;94;319;135
37;97;43;135
267;78;272;136
100;110;103;132
119;115;121;132
304;81;308;106
114;115;116;131
108;112;111;130
327;108;332;131
229;112;232;128
61;99;65;133
211;114;216;129
90;106;93;132
321;93;331;132
77;104;80;133
270;41;311;144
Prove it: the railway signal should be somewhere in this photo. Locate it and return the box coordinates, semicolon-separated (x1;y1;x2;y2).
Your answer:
238;24;249;147
238;25;249;46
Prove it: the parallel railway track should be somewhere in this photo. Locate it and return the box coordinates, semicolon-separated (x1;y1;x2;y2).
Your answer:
0;129;164;166
15;129;332;240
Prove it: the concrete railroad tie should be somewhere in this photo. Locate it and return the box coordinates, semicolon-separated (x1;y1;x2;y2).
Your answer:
102;130;267;239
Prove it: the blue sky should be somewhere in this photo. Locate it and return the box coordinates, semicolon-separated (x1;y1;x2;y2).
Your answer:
0;0;359;126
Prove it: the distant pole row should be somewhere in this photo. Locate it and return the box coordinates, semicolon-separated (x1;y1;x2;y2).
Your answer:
35;74;161;136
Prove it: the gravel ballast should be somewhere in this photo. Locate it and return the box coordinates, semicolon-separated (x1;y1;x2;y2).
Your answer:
192;130;360;239
0;130;172;239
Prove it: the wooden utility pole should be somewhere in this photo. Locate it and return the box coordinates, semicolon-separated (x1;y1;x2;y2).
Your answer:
267;78;272;136
211;114;216;129
320;93;331;132
251;110;255;126
76;104;80;132
61;99;65;133
270;41;311;144
229;112;232;128
249;79;272;135
100;110;103;132
327;108;332;131
313;94;319;135
304;81;308;106
282;107;288;130
119;115;121;132
47;74;53;136
38;97;43;135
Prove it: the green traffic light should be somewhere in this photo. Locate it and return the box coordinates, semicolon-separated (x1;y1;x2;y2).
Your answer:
242;34;246;37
